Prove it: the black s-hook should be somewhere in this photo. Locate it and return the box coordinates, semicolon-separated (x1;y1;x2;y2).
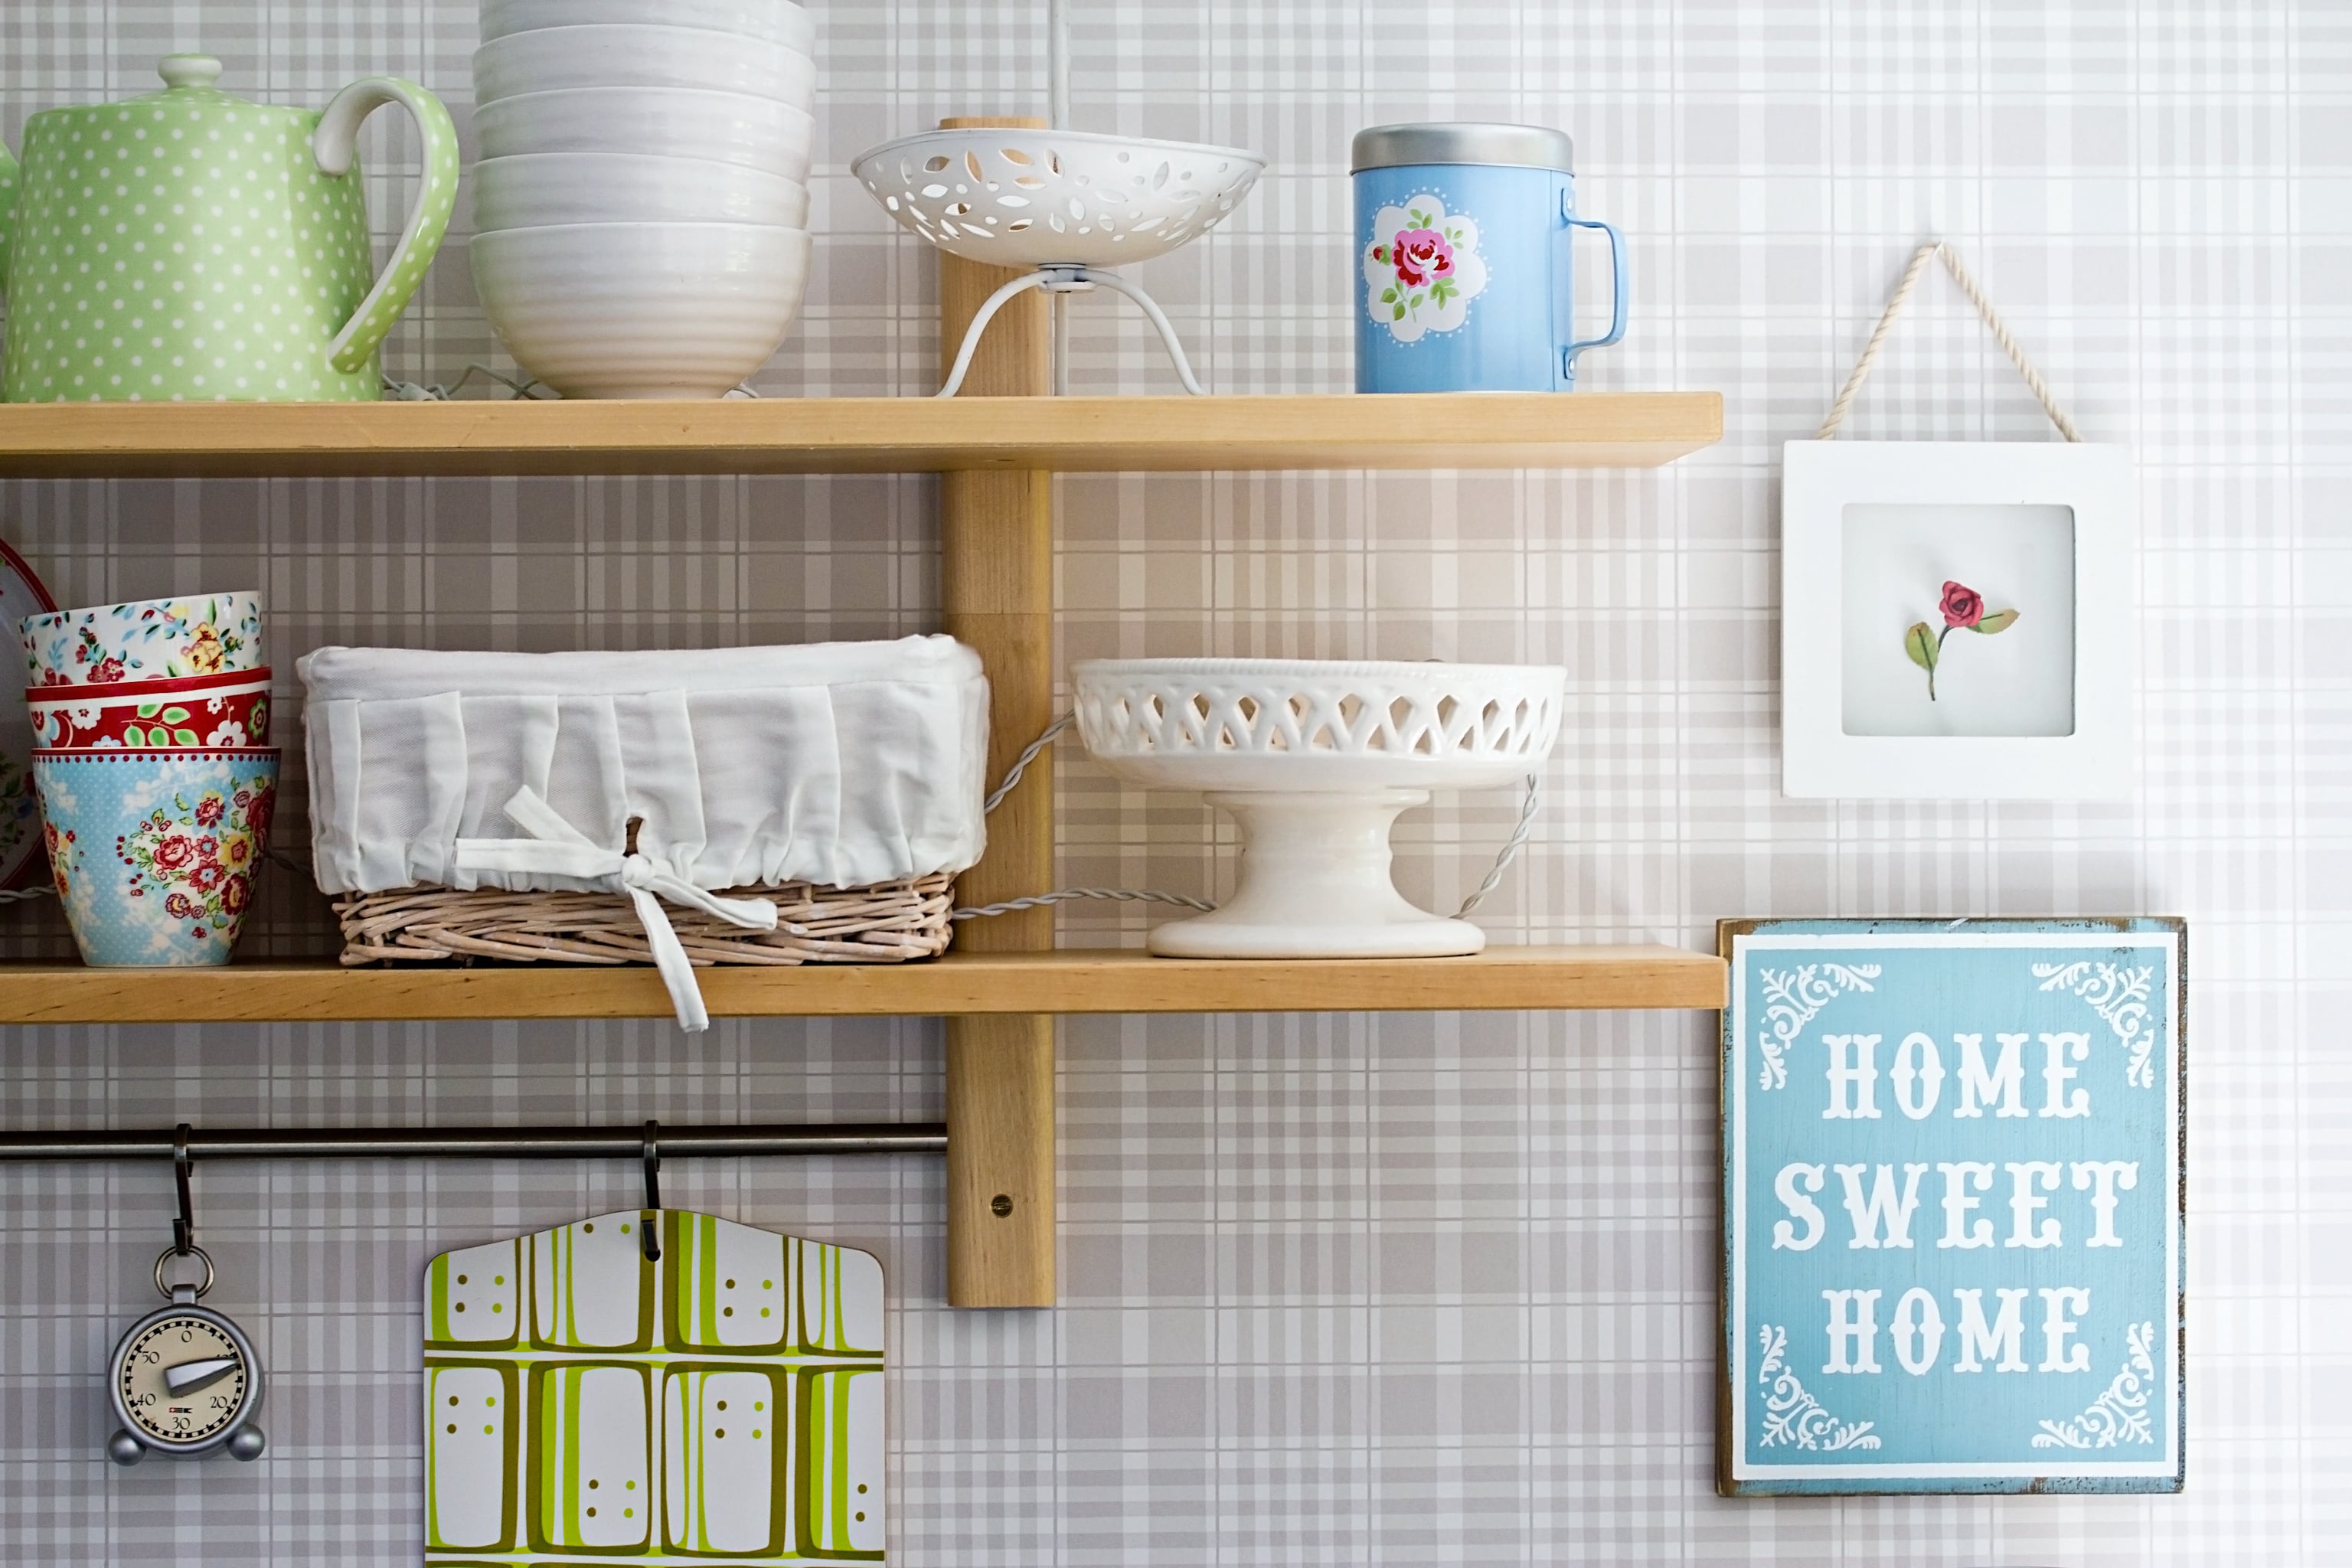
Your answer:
639;1119;662;1263
171;1123;195;1256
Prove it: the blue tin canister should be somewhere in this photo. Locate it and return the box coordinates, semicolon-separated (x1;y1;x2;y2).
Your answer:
1352;122;1625;393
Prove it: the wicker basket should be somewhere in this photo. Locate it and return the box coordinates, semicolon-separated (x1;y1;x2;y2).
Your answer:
335;872;954;969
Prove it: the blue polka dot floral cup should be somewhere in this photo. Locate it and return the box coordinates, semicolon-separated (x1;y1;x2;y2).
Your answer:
0;54;459;403
32;746;279;966
1353;122;1626;393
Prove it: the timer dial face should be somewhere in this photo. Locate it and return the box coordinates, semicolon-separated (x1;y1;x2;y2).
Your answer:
117;1314;250;1447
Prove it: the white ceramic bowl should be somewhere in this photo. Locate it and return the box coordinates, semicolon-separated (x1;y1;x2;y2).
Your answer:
481;0;815;54
1071;658;1565;959
476;87;814;181
471;222;812;400
472;152;808;231
472;24;815;106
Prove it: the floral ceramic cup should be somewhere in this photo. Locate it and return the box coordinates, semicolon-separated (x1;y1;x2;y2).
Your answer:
21;591;264;688
26;669;272;750
31;747;279;966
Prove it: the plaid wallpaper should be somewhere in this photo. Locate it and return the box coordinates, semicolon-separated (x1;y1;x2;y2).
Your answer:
0;0;2340;1562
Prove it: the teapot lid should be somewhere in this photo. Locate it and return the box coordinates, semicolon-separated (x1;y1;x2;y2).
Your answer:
155;54;226;92
24;51;298;126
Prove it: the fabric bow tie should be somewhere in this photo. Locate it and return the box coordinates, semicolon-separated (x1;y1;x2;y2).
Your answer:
453;788;778;1032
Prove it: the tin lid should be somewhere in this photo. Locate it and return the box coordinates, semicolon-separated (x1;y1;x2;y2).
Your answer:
1351;122;1573;175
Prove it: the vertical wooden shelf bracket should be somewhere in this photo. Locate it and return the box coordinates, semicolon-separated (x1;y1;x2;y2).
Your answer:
938;116;1057;1308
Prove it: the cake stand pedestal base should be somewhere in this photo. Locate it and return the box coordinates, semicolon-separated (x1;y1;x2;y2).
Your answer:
1146;789;1486;959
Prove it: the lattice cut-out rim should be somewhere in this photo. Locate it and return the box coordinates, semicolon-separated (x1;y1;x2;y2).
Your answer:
851;127;1265;267
1073;658;1566;764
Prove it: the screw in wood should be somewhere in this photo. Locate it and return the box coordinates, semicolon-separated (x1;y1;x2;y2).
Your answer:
990;1194;1014;1217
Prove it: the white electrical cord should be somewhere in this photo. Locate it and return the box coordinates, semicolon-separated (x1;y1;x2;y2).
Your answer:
0;730;1534;925
1047;0;1070;136
1454;772;1543;916
383;367;761;401
952;714;1543;923
951;887;1217;922
1047;0;1073;395
383;362;551;401
982;711;1073;814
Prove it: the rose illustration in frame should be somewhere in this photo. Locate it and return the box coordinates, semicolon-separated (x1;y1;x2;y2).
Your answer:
1363;197;1488;342
1903;579;2020;701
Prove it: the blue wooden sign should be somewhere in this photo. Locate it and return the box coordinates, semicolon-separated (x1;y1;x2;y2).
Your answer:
1718;917;2184;1495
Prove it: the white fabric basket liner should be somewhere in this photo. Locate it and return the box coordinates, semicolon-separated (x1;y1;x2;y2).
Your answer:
301;635;989;900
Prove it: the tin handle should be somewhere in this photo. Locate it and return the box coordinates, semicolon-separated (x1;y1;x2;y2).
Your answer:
1560;197;1628;378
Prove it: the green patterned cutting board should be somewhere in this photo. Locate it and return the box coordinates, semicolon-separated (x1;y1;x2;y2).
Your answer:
423;1210;885;1564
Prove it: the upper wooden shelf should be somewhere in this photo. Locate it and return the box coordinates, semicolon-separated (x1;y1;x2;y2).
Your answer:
0;392;1722;479
0;945;1723;1023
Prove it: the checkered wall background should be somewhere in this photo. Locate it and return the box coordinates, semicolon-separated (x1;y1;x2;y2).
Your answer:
0;1;2340;1562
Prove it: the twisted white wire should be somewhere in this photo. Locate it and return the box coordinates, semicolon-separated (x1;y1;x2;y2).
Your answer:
382;361;550;402
953;714;1544;924
1817;240;2082;443
383;364;757;402
1452;773;1541;917
951;887;1217;922
982;711;1073;815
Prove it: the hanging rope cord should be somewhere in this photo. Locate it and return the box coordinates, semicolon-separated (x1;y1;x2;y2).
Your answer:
1816;240;2082;443
949;714;1542;923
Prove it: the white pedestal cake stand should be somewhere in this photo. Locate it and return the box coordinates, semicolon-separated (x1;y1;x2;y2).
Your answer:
1073;658;1566;959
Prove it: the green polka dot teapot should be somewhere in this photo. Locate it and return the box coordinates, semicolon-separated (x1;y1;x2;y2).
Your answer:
0;54;458;403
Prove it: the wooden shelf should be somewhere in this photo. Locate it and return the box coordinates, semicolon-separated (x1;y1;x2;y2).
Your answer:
0;392;1722;479
0;946;1723;1024
0;155;1726;1306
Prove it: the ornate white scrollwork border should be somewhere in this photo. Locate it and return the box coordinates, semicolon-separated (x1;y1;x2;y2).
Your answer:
1755;962;1881;1090
1756;1323;1881;1452
2031;960;2160;1088
2031;1320;2158;1449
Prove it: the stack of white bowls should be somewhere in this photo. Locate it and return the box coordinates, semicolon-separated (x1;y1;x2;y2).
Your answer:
469;0;816;399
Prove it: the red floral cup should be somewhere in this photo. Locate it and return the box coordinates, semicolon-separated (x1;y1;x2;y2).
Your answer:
25;668;272;750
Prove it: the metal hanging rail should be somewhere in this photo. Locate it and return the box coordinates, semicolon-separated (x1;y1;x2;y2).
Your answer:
0;1122;947;1161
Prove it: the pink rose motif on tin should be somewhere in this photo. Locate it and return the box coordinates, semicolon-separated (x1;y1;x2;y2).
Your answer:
1392;227;1452;288
1364;197;1487;342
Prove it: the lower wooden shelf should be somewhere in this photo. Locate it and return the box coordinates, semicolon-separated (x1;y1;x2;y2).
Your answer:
0;945;1723;1024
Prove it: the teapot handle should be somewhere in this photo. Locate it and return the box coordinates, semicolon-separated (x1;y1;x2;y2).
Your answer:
0;142;18;296
311;77;459;377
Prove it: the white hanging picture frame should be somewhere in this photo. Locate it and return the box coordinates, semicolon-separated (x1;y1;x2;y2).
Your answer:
1782;439;2135;799
1781;245;2138;801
